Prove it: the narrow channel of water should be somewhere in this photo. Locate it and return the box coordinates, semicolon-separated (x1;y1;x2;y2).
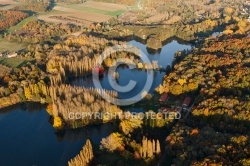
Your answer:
71;39;191;100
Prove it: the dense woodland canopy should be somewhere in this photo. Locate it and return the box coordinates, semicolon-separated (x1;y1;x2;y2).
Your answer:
95;7;250;49
0;63;49;108
45;35;127;76
119;0;248;25
157;36;250;96
12;3;50;12
166;124;250;165
6;20;81;43
49;85;121;128
0;11;28;32
156;34;250;165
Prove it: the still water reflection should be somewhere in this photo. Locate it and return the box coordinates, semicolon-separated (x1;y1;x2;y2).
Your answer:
0;39;191;166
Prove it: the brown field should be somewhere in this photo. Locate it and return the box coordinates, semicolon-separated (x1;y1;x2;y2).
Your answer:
38;1;126;26
38;13;99;26
39;6;112;26
55;5;112;21
79;1;127;11
0;0;19;10
0;0;17;4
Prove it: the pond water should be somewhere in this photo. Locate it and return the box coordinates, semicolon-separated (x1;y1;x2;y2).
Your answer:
0;39;191;166
212;32;222;37
0;103;116;166
71;39;191;102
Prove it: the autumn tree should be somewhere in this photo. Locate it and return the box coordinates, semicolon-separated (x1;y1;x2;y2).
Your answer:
223;7;234;16
24;87;32;100
53;116;64;129
46;103;53;116
100;132;124;152
140;136;161;159
120;115;143;135
68;139;94;166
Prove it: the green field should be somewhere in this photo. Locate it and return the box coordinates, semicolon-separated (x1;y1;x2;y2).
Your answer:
0;39;27;53
8;9;69;33
0;57;30;68
41;9;68;15
62;4;125;16
8;16;37;33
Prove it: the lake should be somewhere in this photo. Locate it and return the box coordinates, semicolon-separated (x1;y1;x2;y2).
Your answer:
0;39;191;166
71;39;192;102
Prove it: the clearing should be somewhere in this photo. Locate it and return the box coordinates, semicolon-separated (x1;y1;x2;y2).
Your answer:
79;1;126;11
0;57;30;68
0;39;27;53
0;0;19;10
38;1;126;26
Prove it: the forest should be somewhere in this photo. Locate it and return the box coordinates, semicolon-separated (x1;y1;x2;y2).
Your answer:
5;20;81;43
155;33;250;165
0;63;49;109
68;114;165;165
0;11;28;32
47;85;121;129
119;0;247;25
12;2;51;12
91;11;250;49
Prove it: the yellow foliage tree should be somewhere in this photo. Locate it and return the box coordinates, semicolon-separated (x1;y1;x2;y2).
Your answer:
46;103;53;116
230;136;248;146
24;87;32;100
233;16;240;22
104;58;113;67
100;132;124;152
235;27;245;34
68;139;93;166
204;19;216;27
156;84;166;94
53;44;62;50
204;108;209;116
223;29;233;35
237;20;247;28
137;62;143;69
188;82;198;91
53;116;64;129
170;84;183;95
224;16;231;23
223;7;233;16
177;78;187;86
120;117;143;135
